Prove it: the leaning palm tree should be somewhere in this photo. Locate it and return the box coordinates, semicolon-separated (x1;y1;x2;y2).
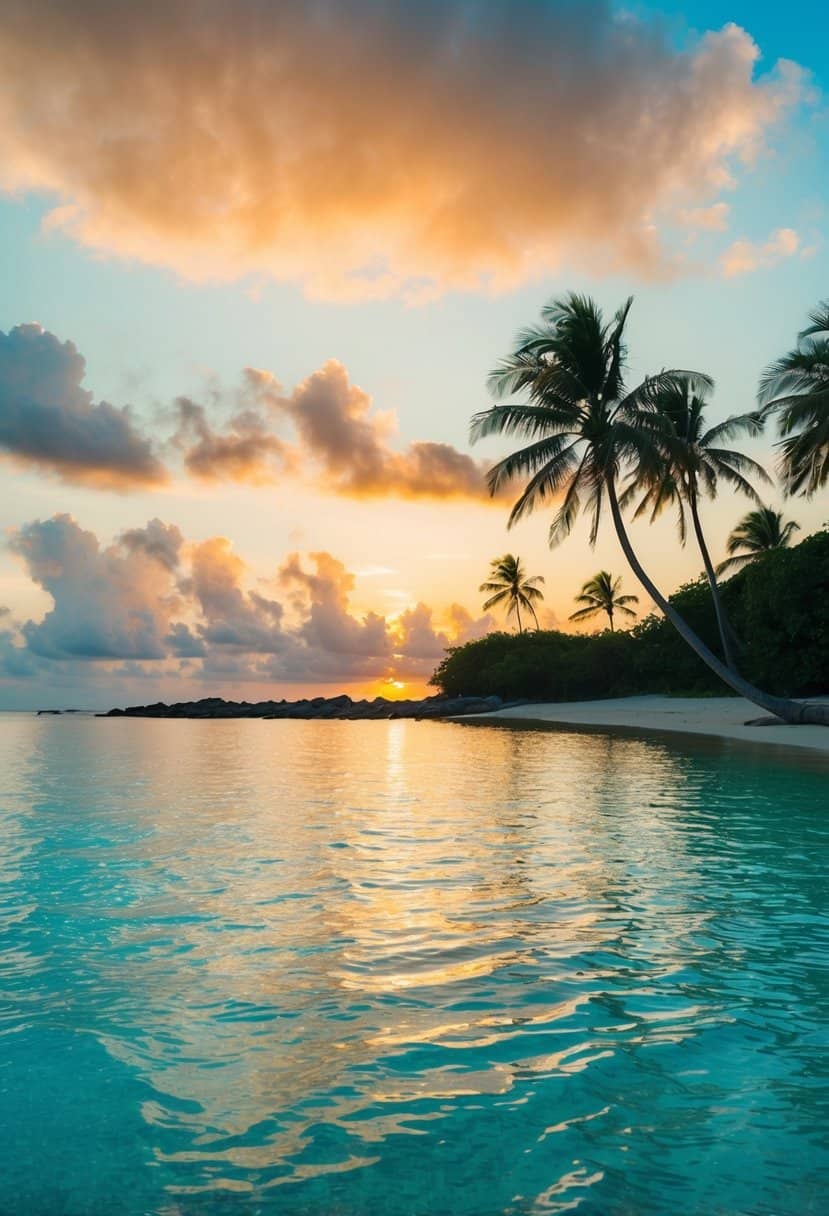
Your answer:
622;380;769;670
471;292;827;725
759;302;829;495
716;507;800;577
479;554;544;633
569;571;638;631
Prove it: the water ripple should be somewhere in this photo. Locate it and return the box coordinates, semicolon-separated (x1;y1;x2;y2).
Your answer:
0;715;826;1214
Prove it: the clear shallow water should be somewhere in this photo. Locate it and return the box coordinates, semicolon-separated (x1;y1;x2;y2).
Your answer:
0;715;826;1216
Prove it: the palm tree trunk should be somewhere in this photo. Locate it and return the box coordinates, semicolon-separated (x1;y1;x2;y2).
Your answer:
687;485;740;672
606;479;829;726
515;599;523;635
608;608;614;631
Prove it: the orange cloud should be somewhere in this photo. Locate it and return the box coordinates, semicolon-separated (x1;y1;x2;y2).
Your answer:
720;227;800;276
252;361;498;501
172;397;294;485
0;4;808;298
678;203;731;232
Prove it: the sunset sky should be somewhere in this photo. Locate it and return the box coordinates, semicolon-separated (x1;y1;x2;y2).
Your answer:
0;0;827;709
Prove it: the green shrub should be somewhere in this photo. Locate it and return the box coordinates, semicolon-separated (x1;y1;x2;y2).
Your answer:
431;530;829;700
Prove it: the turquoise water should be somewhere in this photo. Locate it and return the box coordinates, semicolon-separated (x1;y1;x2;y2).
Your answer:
0;714;826;1215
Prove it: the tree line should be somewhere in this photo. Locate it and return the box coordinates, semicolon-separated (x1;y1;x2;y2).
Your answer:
433;528;828;703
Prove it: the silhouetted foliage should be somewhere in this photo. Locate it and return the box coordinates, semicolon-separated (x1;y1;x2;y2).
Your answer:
760;301;829;496
738;530;829;696
432;531;829;701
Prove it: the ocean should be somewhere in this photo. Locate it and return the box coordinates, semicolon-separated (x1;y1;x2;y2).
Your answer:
0;713;826;1214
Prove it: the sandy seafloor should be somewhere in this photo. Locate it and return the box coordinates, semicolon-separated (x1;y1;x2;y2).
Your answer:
456;694;829;758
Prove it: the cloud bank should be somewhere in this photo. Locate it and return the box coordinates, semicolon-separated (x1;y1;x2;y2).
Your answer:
4;515;493;694
0;2;807;298
1;324;494;500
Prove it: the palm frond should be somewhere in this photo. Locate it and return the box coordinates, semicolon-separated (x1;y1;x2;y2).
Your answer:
471;402;570;444
486;435;579;497
800;301;829;340
502;445;582;527
568;603;602;622
701;411;765;444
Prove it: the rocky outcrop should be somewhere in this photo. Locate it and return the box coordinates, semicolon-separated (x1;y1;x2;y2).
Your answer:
103;693;512;720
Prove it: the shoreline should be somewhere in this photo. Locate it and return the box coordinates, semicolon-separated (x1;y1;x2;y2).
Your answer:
37;693;829;761
454;694;829;759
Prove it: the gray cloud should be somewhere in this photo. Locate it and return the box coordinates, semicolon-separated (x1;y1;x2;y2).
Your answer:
165;622;207;659
0;610;38;679
10;514;179;659
172;397;293;484
0;3;807;297
0;325;165;488
119;519;184;572
185;537;287;653
279;551;392;661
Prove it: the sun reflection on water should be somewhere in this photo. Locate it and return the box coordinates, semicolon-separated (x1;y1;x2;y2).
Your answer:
0;714;825;1215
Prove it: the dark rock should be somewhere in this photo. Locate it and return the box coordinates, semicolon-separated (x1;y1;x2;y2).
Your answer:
104;690;516;721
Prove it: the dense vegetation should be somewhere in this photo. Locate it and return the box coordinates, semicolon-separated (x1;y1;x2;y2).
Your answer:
432;529;829;702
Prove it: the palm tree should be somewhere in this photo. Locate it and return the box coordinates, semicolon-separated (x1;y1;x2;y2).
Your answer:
622;380;769;670
471;293;827;725
716;507;800;577
479;554;545;633
759;301;829;496
569;571;638;631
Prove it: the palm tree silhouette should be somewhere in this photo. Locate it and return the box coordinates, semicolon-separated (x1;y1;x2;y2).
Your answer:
471;293;827;725
569;571;638;631
622;379;768;670
480;555;544;633
760;301;829;496
716;507;800;577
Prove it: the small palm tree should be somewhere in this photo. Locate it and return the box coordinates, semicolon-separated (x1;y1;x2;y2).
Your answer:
760;302;829;496
716;507;800;576
569;571;638;631
480;555;544;633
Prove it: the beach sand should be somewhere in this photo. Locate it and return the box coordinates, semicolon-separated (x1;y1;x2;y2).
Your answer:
456;695;829;757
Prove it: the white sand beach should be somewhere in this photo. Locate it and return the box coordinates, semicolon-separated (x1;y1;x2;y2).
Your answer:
459;695;829;757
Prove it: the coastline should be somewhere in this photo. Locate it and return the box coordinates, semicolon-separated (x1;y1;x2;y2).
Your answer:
454;694;829;758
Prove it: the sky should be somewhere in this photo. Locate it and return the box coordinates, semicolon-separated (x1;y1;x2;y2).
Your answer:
0;0;826;710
